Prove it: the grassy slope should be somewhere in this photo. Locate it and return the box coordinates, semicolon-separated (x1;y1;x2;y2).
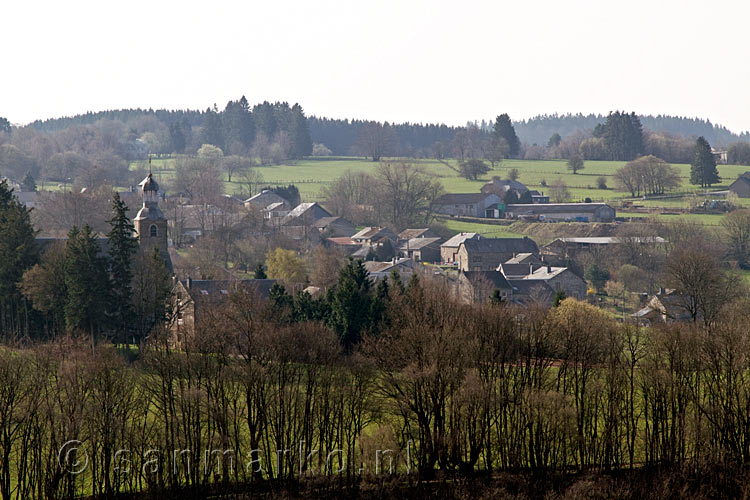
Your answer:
137;156;750;233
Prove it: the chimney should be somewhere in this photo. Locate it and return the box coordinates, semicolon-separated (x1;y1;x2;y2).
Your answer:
187;276;192;289
529;263;533;275
547;264;552;273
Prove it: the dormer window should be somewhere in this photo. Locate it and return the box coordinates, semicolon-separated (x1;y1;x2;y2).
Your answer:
150;224;158;237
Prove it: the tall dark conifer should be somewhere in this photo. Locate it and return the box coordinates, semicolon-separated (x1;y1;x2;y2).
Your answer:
64;225;109;339
329;259;373;350
690;136;720;188
106;192;138;341
492;114;521;158
290;103;313;159
0;180;39;339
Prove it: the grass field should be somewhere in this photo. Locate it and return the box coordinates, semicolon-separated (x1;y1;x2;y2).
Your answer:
134;156;750;235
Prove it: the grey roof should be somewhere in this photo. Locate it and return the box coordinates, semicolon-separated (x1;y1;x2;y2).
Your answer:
498;263;541;278
401;237;443;250
506;279;554;297
313;216;352;229
505;253;541;264
483;179;529;193
398;228;434;240
461;237;539;255
134;205;165;221
433;193;494;205
285;202;331;219
363;258;413;274
245;190;288;206
441;232;479;248
352;226;396;241
182;279;277;301
461;271;512;290
550;236;666;245
139;173;159;192
506;203;614;214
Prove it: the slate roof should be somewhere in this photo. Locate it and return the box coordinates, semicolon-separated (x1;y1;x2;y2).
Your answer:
498;263;541;278
461;237;539;255
506;203;614;214
400;237;443;251
285;202;331;219
352;226;395;241
505;253;541;264
433;193;494;205
398;228;435;240
461;271;512;290
482;179;529;193
441;232;479;248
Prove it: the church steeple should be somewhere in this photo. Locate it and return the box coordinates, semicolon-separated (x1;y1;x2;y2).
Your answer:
134;158;171;269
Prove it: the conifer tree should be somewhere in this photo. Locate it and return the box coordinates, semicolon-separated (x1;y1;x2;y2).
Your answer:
690;136;720;188
106;192;138;341
492;114;521;158
329;259;373;349
0;180;39;339
254;262;267;279
64;225;109;339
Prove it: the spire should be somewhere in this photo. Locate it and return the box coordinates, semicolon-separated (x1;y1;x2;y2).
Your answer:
148;155;152;176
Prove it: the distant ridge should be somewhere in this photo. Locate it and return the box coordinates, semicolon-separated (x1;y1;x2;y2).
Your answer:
509;113;749;147
26;108;750;150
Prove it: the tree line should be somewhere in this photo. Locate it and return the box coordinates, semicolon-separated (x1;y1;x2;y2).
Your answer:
4;275;750;498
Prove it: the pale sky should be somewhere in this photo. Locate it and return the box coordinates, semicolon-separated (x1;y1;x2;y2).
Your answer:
3;0;750;133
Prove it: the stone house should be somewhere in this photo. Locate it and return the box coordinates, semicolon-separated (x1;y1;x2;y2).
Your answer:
505;203;616;222
729;172;750;198
456;237;539;271
312;216;356;237
432;193;502;218
172;278;277;343
440;232;480;264
399;237;443;263
456;270;512;304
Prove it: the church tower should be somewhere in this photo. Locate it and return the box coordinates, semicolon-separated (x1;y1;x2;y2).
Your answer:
134;168;171;269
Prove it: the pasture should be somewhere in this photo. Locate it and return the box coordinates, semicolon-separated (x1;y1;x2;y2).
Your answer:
136;156;750;235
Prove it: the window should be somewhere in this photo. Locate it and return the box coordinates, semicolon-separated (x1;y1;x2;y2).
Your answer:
149;224;158;237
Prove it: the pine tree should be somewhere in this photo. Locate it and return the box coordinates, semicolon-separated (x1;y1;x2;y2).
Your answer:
106;192;138;342
492;114;521;157
21;172;36;192
0;180;39;339
290;103;313;159
328;259;373;349
132;247;172;343
690;136;720;188
64;225;109;339
254;262;267;279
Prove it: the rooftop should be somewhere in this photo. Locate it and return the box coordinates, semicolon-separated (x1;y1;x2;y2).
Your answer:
441;232;479;248
434;192;495;205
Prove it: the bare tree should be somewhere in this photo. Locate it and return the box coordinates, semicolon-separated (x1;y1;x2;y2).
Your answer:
372;161;444;229
356;122;397;161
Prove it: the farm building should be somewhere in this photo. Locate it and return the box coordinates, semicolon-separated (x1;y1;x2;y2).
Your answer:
172;278;277;343
312;216;356;237
282;202;332;226
432;193;502;218
729;172;750;198
504;203;616;222
244;189;289;209
456;237;539;271
456;270;512;304
399;237;444;263
440;232;480;264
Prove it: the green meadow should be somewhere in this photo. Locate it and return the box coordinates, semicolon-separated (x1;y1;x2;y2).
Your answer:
136;156;750;234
